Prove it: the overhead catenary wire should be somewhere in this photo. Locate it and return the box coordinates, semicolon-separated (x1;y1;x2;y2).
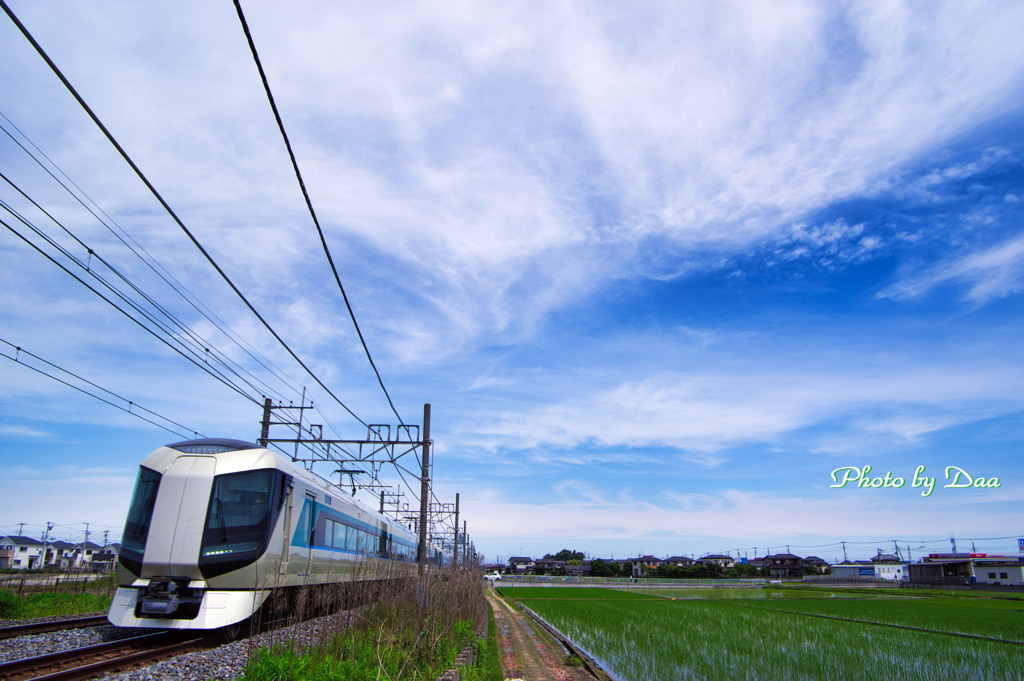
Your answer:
0;175;282;403
0;204;263;404
0;110;303;405
3;3;432;518
232;0;406;427
0;0;368;428
0;338;201;439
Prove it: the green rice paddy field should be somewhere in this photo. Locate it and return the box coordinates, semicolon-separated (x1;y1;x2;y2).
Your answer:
496;586;1024;680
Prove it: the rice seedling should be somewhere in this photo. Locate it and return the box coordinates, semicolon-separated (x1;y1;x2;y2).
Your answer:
518;591;1024;680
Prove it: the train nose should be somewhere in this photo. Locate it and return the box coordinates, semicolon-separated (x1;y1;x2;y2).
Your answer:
143;456;216;578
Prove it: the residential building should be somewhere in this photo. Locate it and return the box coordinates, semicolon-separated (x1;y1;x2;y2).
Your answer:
698;554;735;568
564;561;590;577
533;558;563;574
870;552;906;581
632;555;664;577
803;556;830;574
507;556;535;574
0;535;116;571
0;535;47;569
764;553;804;578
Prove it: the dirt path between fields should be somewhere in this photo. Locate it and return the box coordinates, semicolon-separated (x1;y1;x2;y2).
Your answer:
485;585;609;681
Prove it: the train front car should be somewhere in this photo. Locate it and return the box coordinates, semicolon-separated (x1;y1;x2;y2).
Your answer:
107;439;289;629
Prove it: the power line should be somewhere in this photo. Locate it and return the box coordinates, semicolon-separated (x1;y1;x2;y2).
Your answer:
232;0;405;426
0;174;276;401
0;0;368;428
0;110;304;405
0;338;201;439
0;206;261;403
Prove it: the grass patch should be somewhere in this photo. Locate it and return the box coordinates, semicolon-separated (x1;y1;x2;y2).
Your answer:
0;590;111;620
244;617;476;681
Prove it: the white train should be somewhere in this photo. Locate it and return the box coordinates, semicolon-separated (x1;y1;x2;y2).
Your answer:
107;438;441;629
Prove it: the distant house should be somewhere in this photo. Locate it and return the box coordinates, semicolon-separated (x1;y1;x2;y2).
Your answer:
564;561;591;577
507;556;535;573
0;535;46;569
764;553;804;579
871;552;906;581
664;556;696;567
0;536;117;571
803;556;830;574
534;558;563;574
698;554;735;568
633;555;664;577
90;544;120;571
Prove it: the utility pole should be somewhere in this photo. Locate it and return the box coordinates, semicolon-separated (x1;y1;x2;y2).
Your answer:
453;493;460;568
82;523;90;569
41;522;53;570
417;403;431;574
841;541;847;562
16;522;25;537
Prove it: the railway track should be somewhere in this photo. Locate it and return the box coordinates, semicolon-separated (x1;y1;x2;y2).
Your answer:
0;617;109;641
0;630;208;681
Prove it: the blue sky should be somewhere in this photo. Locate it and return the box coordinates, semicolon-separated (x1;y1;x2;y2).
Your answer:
2;1;1023;564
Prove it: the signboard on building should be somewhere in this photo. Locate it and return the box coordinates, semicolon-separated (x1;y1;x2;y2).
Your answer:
858;567;875;576
1018;538;1024;553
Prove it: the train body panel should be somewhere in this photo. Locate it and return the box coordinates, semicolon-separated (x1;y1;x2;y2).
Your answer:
108;438;434;630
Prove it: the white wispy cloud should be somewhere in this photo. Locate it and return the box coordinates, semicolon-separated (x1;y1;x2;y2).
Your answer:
458;333;1024;462
879;233;1024;303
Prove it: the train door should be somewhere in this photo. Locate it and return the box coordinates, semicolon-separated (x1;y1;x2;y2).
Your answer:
278;480;295;577
302;493;316;575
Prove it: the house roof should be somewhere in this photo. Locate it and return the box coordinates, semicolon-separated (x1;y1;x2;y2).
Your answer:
665;556;695;563
700;554;733;560
0;535;44;546
508;556;533;563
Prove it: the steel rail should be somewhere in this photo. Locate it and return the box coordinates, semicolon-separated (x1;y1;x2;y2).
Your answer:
0;631;204;681
0;617;109;641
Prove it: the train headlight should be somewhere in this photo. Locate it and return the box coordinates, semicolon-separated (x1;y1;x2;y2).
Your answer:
201;541;260;557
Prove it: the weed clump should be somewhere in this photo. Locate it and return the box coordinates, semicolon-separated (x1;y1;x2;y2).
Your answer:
242;568;490;681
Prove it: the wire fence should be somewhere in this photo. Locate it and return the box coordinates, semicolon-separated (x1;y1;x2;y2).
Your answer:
0;571;117;597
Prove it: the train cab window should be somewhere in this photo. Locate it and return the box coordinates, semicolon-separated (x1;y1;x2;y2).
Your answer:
119;467;161;575
198;469;285;578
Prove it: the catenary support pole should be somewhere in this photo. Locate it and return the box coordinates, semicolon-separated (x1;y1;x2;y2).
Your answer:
259;397;272;446
417;403;431;574
453;493;460;568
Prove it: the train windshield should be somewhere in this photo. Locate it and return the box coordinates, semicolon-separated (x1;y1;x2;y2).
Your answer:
198;469;285;578
119;467;161;575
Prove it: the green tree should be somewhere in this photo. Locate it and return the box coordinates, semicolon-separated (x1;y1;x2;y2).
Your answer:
544;549;585;562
